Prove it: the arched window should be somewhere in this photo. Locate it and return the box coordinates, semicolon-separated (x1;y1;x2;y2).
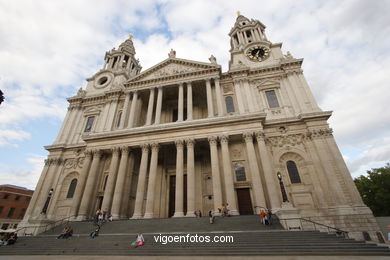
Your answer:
66;178;77;198
234;163;246;181
225;96;235;113
286;160;301;184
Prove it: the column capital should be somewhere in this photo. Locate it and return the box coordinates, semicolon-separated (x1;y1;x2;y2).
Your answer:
120;146;130;154
220;134;229;144
92;149;102;157
243;132;254;143
186;138;195;147
84;149;93;158
186;81;192;86
255;131;266;141
213;77;220;82
178;82;184;87
205;78;211;83
140;143;150;152
208;136;218;146
44;159;50;166
111;146;121;155
175;139;184;148
150;142;159;151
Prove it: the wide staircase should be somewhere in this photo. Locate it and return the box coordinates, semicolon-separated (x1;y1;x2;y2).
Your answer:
1;215;389;256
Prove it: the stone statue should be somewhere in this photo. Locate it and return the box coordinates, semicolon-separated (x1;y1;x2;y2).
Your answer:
209;55;217;64
285;51;293;59
168;49;176;58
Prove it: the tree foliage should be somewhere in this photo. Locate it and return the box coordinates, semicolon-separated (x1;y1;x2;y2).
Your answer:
354;163;390;216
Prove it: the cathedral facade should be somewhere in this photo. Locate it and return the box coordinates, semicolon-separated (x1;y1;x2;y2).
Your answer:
21;14;381;241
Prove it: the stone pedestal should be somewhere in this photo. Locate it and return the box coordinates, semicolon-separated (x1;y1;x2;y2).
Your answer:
275;202;302;230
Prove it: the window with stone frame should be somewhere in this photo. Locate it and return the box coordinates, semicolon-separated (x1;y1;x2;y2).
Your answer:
66;178;78;198
265;90;280;108
84;116;95;132
286;160;302;184
225;96;235;113
234;163;247;181
7;208;15;218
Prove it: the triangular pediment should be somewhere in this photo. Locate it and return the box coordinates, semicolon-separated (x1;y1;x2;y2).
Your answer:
128;58;220;83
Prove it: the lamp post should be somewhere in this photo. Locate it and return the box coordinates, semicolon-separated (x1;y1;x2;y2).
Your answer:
41;188;54;214
277;172;289;203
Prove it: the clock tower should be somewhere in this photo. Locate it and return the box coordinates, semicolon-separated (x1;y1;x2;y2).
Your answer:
228;14;284;70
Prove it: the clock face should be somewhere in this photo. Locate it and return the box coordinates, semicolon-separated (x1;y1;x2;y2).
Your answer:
246;46;270;61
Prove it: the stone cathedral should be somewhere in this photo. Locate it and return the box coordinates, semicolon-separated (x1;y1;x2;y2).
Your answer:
21;14;381;240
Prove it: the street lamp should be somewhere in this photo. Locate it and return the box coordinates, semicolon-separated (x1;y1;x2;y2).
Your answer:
277;172;289;202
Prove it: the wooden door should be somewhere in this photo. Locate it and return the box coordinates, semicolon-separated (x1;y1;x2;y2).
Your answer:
236;188;254;215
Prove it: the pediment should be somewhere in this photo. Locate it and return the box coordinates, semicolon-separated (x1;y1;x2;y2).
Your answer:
128;58;220;83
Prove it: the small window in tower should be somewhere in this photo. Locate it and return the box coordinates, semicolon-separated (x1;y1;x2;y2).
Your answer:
225;96;235;113
3;194;9;199
265;90;280;108
123;55;129;68
234;163;246;181
131;63;135;70
98;76;108;86
84;116;95;132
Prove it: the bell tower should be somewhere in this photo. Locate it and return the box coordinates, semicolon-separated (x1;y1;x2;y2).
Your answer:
84;35;142;95
228;13;284;70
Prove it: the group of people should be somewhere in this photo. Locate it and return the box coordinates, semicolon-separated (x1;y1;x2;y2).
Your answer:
259;209;273;225
218;203;232;217
0;232;18;245
94;209;113;226
57;226;73;239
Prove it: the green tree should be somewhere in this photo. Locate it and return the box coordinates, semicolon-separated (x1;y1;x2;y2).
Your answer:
354;163;390;216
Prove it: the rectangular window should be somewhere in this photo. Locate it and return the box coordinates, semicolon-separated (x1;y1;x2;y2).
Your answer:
19;208;26;218
84;116;95;132
3;194;9;199
265;90;280;108
0;206;3;214
7;208;15;218
15;196;20;201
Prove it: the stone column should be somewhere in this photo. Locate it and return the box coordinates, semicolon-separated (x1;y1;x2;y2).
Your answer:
132;144;149;219
155;87;163;124
205;79;214;117
63;106;79;143
78;150;102;220
220;135;239;215
173;139;185;217
23;159;51;220
186;139;196;217
70;107;84;143
178;83;184;122
69;150;93;218
127;91;138;128
243;80;255;112
33;158;62;217
146;88;155;125
243;132;266;213
54;107;72;144
187;82;193;120
97;101;110;132
111;146;130;219
121;151;135;218
119;92;131;129
144;143;159;218
101;147;121;213
208;136;223;215
255;131;281;209
214;78;224;116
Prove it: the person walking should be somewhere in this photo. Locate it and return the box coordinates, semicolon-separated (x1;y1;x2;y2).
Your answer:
260;210;266;225
209;210;215;224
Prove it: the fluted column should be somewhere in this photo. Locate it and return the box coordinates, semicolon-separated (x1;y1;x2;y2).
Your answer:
187;82;193;120
173;140;184;217
144;143;159;218
78;149;102;220
127;91;138;128
119;92;131;129
101;147;121;213
208;136;223;215
255;132;281;209
220;135;239;215
111;146;130;219
178;83;184;122
120;151;135;218
63;106;79;143
205;79;214;117
132;144;150;219
243;132;266;213
214;78;224;116
146;88;155;125
69;150;93;218
155;87;163;124
186;139;196;217
234;80;245;114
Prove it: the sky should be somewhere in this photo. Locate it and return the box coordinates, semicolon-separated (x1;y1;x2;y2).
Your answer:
0;0;389;190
